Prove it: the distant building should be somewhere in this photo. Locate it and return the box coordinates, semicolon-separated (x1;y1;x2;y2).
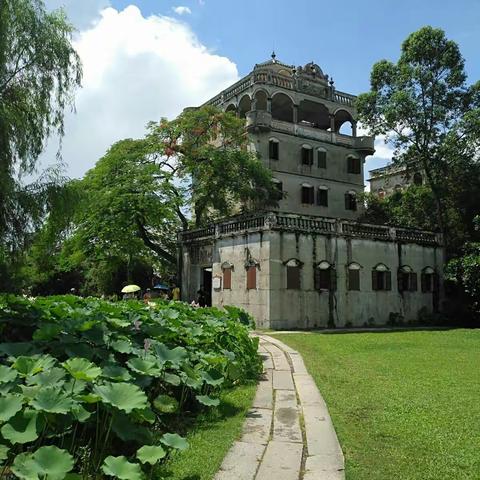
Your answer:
369;163;425;197
179;55;443;328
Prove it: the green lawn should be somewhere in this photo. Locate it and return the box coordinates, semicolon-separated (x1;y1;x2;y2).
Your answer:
273;329;480;480
158;383;256;480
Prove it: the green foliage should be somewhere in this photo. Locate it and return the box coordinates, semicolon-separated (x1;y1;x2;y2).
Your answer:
0;0;82;244
0;295;261;478
357;26;480;247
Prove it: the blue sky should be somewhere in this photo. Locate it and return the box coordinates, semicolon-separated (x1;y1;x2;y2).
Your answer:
42;0;480;180
112;0;480;93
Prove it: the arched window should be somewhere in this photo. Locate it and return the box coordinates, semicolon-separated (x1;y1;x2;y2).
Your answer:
301;183;314;204
269;137;279;160
254;90;268;111
372;263;391;291
284;258;303;290
347;262;361;291
398;265;417;292
413;172;423;186
314;261;336;291
271;93;294;122
347;155;361;174
301;144;313;165
345;191;357;211
421;267;438;293
316;186;328;207
221;262;233;290
317;148;327;169
238;95;252;119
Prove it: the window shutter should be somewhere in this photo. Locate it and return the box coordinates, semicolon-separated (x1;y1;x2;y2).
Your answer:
433;273;439;292
347;157;352;173
410;272;417;291
330;268;337;291
287;266;300;289
385;271;392;291
269;141;279;160
308;149;313;165
318;151;326;168
397;271;404;292
421;273;427;292
348;269;360;291
317;189;328;207
223;268;232;290
309;187;314;204
345;193;350;210
301;148;307;165
314;268;321;291
246;266;256;290
372;270;378;291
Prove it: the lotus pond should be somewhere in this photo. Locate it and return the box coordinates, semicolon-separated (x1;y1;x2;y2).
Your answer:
0;295;261;479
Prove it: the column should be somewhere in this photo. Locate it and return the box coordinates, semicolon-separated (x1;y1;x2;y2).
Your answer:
352;120;357;137
293;104;298;124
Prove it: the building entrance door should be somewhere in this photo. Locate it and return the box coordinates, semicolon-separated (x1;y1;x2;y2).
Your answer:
202;267;212;307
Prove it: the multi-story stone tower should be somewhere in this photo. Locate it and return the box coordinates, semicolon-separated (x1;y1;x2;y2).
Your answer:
180;55;443;329
205;54;375;219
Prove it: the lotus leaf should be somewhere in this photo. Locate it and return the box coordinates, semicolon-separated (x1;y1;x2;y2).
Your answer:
201;371;225;387
12;355;55;377
62;357;102;381
101;455;144;480
163;372;181;386
107;318;130;328
111;339;133;354
196;395;220;407
0;365;17;384
77;393;101;404
153;343;187;366
31;387;75;414
26;367;66;387
136;445;166;465
112;413;153;444
160;432;189;451
102;365;131;381
132;408;156;424
0;394;23;422
1;409;43;444
0;444;9;462
71;404;92;422
94;382;148;413
12;446;74;480
0;343;36;357
64;378;86;394
0;382;15;395
127;358;162;377
153;394;179;414
20;385;41;400
32;324;62;341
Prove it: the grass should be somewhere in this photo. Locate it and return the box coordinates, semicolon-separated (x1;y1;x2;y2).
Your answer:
158;383;256;480
273;329;480;480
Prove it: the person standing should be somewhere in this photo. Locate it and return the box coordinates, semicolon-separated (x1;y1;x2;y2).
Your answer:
171;284;181;301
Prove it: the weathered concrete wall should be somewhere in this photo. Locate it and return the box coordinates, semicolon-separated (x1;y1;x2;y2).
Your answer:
182;228;443;329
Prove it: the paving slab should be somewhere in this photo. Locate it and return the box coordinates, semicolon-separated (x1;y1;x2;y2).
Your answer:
252;377;273;410
272;369;294;390
302;406;343;457
262;343;291;371
241;407;272;445
260;352;274;370
288;352;308;374
273;390;302;443
255;441;303;480
213;441;265;480
304;454;345;480
293;373;327;407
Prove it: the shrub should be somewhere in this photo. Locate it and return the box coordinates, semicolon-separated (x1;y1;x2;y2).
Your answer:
0;295;261;478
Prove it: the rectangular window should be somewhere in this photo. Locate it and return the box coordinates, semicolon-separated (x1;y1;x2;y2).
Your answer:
399;272;417;292
223;267;232;290
317;188;328;207
246;266;256;290
314;268;336;290
301;186;314;204
372;270;392;291
421;273;437;292
348;269;360;291
301;147;313;166
271;181;283;201
317;150;327;169
286;266;301;289
347;157;361;174
269;140;279;160
345;193;357;211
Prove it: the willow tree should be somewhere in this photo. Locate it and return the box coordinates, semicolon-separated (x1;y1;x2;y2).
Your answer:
0;0;82;245
357;26;480;247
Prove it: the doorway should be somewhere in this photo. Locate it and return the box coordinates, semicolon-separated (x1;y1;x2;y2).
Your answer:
202;267;212;307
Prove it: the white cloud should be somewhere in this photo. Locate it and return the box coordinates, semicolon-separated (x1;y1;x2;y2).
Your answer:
41;5;238;179
172;6;192;15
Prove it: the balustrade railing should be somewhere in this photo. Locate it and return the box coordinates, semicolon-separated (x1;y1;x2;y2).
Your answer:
180;213;440;246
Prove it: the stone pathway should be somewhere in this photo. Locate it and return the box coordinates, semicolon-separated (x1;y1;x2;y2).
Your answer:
214;334;345;480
